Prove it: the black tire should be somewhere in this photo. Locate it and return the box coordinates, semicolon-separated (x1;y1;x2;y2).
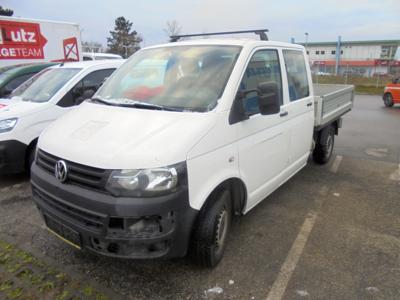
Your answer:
191;189;232;268
383;93;394;107
313;125;335;164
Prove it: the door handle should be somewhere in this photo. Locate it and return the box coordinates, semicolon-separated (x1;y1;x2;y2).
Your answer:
307;102;313;107
280;111;288;117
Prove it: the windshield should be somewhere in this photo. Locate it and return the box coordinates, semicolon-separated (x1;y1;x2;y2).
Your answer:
96;45;241;111
13;68;81;102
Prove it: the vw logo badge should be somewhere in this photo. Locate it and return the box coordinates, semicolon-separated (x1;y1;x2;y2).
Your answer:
55;160;68;183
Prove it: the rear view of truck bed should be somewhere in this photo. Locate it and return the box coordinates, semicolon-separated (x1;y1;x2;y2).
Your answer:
313;84;354;128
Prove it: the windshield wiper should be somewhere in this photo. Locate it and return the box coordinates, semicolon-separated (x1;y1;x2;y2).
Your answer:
120;101;181;111
98;98;182;112
90;96;113;106
91;97;185;112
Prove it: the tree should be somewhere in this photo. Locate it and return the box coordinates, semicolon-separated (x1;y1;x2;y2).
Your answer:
0;6;13;16
107;17;142;58
163;20;182;38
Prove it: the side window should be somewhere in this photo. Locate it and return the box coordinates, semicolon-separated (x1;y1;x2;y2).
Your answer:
58;69;115;107
239;49;282;115
4;73;34;93
283;50;309;101
82;68;115;93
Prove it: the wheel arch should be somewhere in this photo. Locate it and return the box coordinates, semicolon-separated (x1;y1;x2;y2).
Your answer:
198;177;247;216
332;119;339;135
314;121;337;141
25;137;38;169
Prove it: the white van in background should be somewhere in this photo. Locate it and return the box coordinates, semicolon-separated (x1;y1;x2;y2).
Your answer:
83;52;123;61
0;60;123;175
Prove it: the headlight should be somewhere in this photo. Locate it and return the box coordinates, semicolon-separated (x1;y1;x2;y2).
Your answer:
105;162;186;197
0;118;17;133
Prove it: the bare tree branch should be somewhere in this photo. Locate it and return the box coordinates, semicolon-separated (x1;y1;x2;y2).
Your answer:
163;20;182;38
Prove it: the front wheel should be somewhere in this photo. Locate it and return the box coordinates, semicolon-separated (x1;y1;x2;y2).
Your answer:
383;93;394;107
191;189;232;268
313;125;335;164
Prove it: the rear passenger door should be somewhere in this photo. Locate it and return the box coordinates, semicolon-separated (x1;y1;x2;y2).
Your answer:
282;50;314;166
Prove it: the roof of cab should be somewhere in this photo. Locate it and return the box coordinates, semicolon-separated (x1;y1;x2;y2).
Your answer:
82;52;123;58
144;38;304;50
49;59;125;69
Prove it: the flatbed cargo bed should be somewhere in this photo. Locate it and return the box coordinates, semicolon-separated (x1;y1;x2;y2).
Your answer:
313;84;354;128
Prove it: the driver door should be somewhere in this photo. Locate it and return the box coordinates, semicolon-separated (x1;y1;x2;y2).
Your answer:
234;49;290;210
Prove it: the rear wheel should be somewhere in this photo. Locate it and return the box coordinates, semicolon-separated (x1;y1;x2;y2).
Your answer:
384;93;394;107
191;189;232;268
313;125;335;164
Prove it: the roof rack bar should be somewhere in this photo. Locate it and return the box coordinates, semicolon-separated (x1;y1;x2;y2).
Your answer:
170;29;269;42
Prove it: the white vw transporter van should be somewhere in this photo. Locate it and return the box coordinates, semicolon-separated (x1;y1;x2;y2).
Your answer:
31;31;353;267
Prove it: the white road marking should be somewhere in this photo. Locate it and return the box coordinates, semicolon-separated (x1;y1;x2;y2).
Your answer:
330;155;343;173
266;211;318;300
366;286;379;294
389;164;400;182
365;148;388;158
296;290;310;297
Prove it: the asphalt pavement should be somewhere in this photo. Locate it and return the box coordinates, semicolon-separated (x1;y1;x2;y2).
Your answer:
0;95;399;299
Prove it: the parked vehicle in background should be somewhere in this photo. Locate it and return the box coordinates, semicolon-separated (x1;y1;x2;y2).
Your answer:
31;31;353;268
316;71;331;76
83;52;123;61
0;64;29;74
0;16;82;67
383;78;400;107
0;60;123;175
0;63;57;98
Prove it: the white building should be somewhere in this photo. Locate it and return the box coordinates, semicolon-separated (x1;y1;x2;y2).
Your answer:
299;39;400;77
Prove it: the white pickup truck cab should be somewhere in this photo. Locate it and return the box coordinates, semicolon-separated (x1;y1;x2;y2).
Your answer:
0;60;123;175
31;36;353;267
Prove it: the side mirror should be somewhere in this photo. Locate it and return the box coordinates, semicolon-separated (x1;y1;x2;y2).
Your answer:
257;82;280;115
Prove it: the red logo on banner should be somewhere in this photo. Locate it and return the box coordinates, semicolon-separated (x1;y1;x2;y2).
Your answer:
0;104;7;109
0;20;47;60
63;37;79;61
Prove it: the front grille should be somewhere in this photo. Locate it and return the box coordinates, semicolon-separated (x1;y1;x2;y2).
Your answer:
36;149;109;191
32;185;106;232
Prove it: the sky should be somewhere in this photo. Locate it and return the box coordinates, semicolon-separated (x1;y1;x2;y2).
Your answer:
2;0;400;47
